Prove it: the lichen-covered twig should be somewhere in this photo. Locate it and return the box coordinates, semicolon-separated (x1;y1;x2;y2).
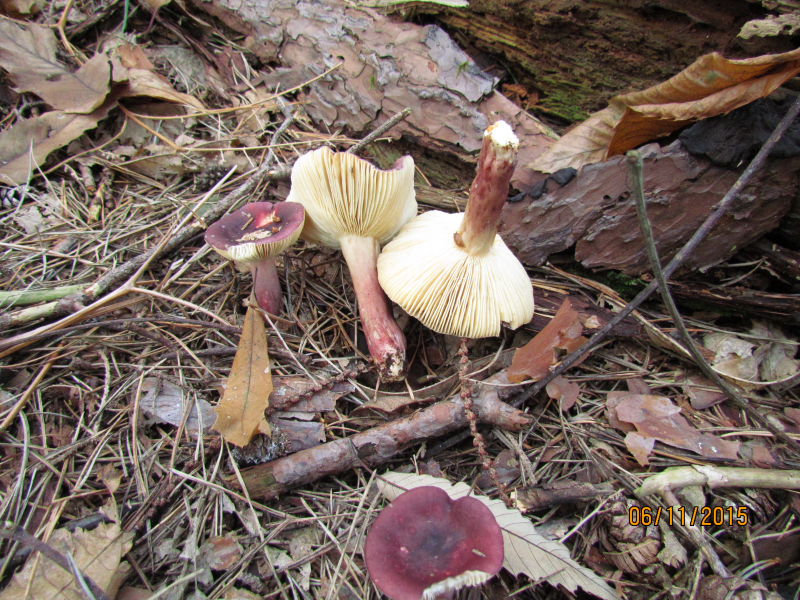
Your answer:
637;465;800;497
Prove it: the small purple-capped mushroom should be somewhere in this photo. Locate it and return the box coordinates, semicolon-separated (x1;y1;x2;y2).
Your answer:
205;202;305;314
365;486;504;600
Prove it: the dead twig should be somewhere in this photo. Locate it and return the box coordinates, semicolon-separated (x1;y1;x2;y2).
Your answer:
229;371;532;500
627;148;800;449
513;93;800;407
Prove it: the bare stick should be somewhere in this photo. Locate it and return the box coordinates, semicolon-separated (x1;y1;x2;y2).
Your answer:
0;524;112;600
514;94;800;406
229;371;531;500
346;108;412;155
628;149;799;448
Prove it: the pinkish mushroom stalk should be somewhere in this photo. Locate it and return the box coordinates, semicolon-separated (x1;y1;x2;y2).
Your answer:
286;147;417;380
204;202;305;314
339;235;406;377
454;121;518;255
250;257;282;314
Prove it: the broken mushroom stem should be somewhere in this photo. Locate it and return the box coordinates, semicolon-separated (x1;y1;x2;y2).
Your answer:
340;235;406;379
454;121;519;255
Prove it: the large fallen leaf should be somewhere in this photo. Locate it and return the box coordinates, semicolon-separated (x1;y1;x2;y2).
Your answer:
377;471;618;600
0;522;133;600
0;103;115;185
508;297;587;383
213;304;273;447
532;48;800;172
0;21;111;113
608;392;740;465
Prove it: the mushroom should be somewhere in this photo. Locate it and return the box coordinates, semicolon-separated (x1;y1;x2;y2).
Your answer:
286;147;416;379
377;121;533;339
364;485;504;600
204;201;305;314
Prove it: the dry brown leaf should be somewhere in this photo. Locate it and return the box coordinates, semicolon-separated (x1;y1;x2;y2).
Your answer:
0;522;133;600
111;45;204;111
508;297;588;383
0;103;115;185
141;0;173;9
0;0;42;14
532;48;800;172
624;432;656;467
610;392;740;463
213;304;273;447
545;376;581;411
377;471;618;600
682;374;726;410
0;22;111;113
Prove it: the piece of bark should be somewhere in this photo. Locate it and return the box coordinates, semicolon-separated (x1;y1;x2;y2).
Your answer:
500;141;799;275
188;0;554;186
515;481;615;512
228;371;531;500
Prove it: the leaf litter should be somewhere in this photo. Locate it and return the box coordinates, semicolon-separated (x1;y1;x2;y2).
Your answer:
1;2;799;600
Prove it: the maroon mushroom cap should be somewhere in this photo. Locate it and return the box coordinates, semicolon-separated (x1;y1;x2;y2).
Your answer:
364;486;504;600
204;201;305;262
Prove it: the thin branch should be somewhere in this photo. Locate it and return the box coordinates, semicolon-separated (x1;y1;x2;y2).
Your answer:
346;107;412;155
627;149;799;449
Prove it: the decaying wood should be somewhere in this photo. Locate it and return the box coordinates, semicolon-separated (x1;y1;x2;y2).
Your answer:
515;481;616;512
229;371;531;500
425;0;760;122
500;142;800;275
669;281;800;323
187;0;554;187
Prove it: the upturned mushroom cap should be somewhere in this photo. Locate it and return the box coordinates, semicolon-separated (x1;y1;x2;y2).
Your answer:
377;121;533;339
204;202;305;263
285;147;416;247
377;210;533;338
364;486;504;600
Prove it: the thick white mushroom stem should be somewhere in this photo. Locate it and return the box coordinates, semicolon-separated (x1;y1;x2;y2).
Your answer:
251;258;282;315
454;121;519;256
340;234;406;380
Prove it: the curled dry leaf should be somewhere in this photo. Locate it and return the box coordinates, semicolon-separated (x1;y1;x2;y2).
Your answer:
508;297;587;383
0;21;111;113
609;392;740;465
0;0;42;14
532;48;800;172
377;471;619;600
0;104;116;186
213;304;273;447
112;43;205;110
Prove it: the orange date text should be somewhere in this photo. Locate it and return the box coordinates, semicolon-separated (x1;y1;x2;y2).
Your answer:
628;505;749;527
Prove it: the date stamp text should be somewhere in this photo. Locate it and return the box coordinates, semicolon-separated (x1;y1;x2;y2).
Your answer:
628;505;749;527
